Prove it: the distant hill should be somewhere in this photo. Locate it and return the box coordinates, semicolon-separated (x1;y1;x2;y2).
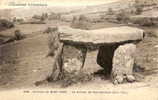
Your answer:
0;6;86;20
0;0;123;20
61;0;158;22
61;0;133;22
0;0;158;21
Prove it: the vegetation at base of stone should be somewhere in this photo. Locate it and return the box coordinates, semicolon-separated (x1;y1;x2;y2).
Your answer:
61;71;92;88
0;19;14;30
71;15;91;30
45;70;93;88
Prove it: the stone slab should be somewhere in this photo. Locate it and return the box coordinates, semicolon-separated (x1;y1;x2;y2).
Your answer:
59;26;144;45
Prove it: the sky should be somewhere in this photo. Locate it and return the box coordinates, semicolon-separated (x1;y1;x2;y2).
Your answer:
0;0;119;9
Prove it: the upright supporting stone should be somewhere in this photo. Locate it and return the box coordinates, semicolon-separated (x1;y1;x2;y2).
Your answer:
112;43;136;84
62;44;87;73
47;27;64;81
47;27;88;81
48;43;64;81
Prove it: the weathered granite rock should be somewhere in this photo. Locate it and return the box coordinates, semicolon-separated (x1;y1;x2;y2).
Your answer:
62;45;87;73
112;43;136;84
47;27;64;81
59;26;144;46
48;43;64;81
47;27;61;57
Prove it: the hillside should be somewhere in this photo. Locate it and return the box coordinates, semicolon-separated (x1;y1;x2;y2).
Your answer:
61;0;158;22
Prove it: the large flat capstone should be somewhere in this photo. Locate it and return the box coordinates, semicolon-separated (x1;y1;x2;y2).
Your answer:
59;26;144;45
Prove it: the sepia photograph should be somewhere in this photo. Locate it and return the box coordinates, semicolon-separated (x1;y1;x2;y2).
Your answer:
0;0;158;99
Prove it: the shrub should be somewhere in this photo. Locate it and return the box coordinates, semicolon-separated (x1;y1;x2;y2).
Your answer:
133;0;143;15
40;16;45;21
116;10;130;23
0;19;14;29
44;27;58;34
78;15;88;21
13;17;17;23
2;29;25;44
32;15;41;19
140;18;154;26
32;13;48;22
71;15;91;30
132;17;155;26
48;12;61;20
12;17;24;24
42;13;48;19
72;16;77;23
135;6;143;15
40;13;48;21
107;8;114;15
14;30;25;40
145;30;158;38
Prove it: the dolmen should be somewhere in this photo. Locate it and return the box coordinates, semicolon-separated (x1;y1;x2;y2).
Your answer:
47;26;144;85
